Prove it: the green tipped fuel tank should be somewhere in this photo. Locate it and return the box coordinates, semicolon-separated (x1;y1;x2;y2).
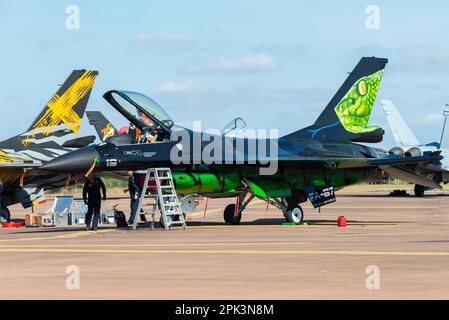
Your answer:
173;172;241;195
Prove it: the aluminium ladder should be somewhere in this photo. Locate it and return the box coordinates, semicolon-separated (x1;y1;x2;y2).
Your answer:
131;168;186;231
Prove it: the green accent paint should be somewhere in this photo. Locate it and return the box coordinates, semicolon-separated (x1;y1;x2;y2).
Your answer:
172;168;371;200
282;222;309;226
246;177;291;199
173;172;240;195
334;69;384;133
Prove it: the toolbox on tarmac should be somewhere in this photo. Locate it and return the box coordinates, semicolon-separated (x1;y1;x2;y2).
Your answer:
33;196;87;227
41;214;55;227
100;211;116;225
48;196;73;227
54;212;73;227
32;196;114;228
72;201;88;225
25;214;42;227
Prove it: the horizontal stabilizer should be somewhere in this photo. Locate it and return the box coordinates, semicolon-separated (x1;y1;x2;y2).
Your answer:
368;152;441;166
380;165;442;190
15;186;46;208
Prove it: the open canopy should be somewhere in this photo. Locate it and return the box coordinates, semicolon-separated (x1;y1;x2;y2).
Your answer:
103;90;174;137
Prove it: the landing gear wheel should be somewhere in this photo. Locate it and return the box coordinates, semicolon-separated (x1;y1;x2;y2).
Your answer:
285;205;304;224
414;184;426;197
223;204;242;225
0;208;10;222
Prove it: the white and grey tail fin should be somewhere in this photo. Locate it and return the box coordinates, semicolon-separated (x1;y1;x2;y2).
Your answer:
439;109;449;150
381;100;420;147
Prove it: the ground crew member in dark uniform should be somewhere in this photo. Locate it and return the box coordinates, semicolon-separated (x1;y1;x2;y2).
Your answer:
83;175;106;231
127;171;142;225
0;179;5;223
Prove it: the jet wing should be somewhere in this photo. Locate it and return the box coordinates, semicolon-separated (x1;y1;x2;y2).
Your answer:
366;153;441;166
274;152;441;169
380;165;442;190
0;162;41;168
369;153;442;189
281;153;442;190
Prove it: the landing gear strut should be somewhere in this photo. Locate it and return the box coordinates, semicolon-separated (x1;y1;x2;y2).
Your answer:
260;197;306;225
223;193;254;225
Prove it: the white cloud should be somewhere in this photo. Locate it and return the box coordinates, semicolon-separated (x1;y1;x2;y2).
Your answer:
410;113;443;125
182;54;278;73
154;80;202;93
251;43;307;57
136;32;194;49
398;45;449;71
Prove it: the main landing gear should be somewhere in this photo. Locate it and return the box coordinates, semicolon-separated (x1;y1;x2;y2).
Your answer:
414;184;426;197
222;190;305;225
223;193;255;225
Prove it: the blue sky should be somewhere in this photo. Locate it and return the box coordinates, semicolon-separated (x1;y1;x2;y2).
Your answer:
1;0;449;148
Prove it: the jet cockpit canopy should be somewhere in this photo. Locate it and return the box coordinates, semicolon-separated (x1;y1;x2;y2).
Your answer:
221;117;247;137
104;90;174;141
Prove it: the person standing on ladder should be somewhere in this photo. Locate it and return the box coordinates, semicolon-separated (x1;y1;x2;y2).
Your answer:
127;171;142;225
83;175;106;231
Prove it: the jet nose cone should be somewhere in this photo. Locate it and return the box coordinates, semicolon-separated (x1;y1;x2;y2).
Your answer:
41;147;100;173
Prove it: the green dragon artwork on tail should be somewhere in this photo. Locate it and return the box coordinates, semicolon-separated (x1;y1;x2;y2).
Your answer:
334;69;384;133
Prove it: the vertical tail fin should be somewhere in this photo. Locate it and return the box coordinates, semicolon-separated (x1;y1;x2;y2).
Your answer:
439;108;449;150
381;100;420;147
27;70;98;134
86;111;117;141
18;70;98;147
283;57;388;142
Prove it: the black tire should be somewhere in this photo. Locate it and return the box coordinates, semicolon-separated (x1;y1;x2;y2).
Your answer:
414;184;426;197
223;204;242;225
285;205;304;224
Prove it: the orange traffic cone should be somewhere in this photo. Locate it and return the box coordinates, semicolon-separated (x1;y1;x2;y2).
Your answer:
337;216;347;227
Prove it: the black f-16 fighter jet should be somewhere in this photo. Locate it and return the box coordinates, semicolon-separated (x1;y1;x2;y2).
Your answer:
0;70;98;221
41;57;442;224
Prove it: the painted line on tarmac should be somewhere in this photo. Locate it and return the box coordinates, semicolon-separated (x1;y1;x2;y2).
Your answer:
0;241;317;248
0;247;448;256
248;205;436;209
0;229;115;242
188;205;436;222
183;225;308;229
